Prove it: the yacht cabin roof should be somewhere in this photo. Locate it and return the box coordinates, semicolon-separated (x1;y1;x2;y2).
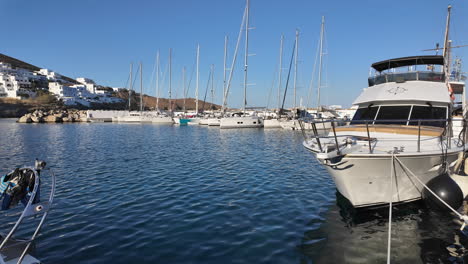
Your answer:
353;80;451;105
371;55;444;72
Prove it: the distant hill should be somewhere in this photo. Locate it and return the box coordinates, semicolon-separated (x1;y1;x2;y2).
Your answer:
113;89;221;111
0;54;221;116
0;53;78;84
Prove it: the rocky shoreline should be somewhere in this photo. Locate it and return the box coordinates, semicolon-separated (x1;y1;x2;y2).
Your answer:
17;109;88;123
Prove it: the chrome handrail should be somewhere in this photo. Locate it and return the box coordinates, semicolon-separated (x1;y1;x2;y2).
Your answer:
302;118;455;155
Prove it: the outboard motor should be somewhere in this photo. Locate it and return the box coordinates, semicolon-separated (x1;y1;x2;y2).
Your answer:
423;172;464;211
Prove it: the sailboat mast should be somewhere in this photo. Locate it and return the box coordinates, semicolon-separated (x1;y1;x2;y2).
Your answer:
211;64;215;110
140;62;143;112
278;34;284;112
223;36;228;111
243;0;250;113
317;16;325;109
293;29;299;109
156;51;160;111
169;48;172;113
196;44;200;115
129;63;133;110
183;66;186;113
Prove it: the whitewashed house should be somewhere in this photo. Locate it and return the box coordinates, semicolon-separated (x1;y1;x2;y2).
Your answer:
76;77;97;94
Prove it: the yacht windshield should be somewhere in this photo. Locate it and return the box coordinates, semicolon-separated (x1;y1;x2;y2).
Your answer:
351;105;447;127
351;106;379;124
374;106;412;125
409;106;447;127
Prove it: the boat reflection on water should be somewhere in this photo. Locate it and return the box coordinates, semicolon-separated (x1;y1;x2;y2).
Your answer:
299;192;468;263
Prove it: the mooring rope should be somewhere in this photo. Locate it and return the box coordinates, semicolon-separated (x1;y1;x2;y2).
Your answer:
394;156;468;223
387;154;395;264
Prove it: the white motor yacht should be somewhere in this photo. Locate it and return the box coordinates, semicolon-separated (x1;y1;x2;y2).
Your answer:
220;113;263;129
303;55;467;208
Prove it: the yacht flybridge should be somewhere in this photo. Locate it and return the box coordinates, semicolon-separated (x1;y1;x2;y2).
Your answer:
303;54;467;208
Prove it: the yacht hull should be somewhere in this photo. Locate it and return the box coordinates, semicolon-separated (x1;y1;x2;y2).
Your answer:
321;152;458;208
207;118;221;126
220;117;263;129
280;119;332;131
263;119;281;128
151;116;174;124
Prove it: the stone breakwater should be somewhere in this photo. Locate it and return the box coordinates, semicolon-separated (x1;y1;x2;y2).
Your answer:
17;110;88;123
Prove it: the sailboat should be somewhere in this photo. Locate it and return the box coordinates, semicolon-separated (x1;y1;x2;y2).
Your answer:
114;61;173;123
206;36;230;127
152;50;174;124
279;18;338;131
264;34;284;128
220;0;263;129
176;45;201;125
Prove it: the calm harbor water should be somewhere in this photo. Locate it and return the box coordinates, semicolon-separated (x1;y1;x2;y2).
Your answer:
0;119;464;263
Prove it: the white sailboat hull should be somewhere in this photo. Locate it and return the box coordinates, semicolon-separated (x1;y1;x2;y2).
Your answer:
207;118;221;126
220;116;263;129
113;112;173;123
199;119;210;125
151;116;174;124
263;119;281;128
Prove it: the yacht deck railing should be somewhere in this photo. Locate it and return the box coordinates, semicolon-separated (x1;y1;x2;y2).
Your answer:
301;118;464;155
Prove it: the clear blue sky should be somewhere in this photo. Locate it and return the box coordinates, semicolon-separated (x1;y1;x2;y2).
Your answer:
1;0;466;108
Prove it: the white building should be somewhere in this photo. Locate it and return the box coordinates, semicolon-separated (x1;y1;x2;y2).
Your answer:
76;77;96;94
0;72;34;99
48;82;78;98
38;69;62;81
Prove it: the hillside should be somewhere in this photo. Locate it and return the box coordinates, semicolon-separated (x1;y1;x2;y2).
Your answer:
0;53;78;84
114;89;221;111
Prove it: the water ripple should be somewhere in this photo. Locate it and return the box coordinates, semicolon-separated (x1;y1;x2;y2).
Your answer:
0;120;337;263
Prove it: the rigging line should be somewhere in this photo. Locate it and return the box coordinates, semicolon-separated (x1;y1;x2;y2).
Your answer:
387;154;395;264
280;37;297;113
159;62;169;109
149;54;158;97
394;156;463;219
223;5;247;111
129;65;141;110
324;27;330;107
124;71;130;89
266;67;278;110
202;69;212;112
185;59;197;99
306;36;321;109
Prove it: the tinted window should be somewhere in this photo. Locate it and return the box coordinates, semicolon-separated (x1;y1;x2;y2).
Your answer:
351;107;379;124
374;106;411;125
409;106;447;127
